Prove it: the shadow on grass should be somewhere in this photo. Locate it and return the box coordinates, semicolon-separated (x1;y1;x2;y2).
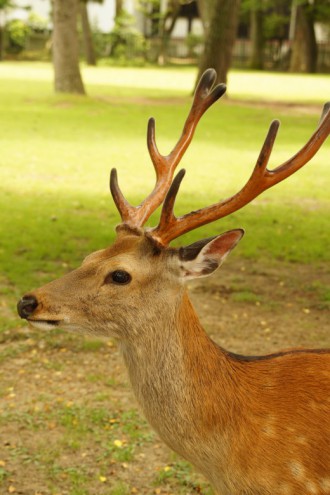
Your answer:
1;188;329;298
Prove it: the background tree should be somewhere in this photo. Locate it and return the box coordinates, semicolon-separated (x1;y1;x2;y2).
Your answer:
80;1;96;66
196;0;241;87
241;0;289;70
138;0;182;64
80;0;104;66
289;0;330;73
115;0;124;17
289;1;317;72
0;0;12;60
249;0;264;69
196;0;214;33
53;0;85;94
158;0;181;64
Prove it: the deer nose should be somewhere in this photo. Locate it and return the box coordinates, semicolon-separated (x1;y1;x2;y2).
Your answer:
17;295;39;319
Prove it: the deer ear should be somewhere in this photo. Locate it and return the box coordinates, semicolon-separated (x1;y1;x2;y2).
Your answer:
178;229;244;280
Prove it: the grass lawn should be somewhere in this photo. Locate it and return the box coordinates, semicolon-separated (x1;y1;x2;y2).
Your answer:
0;62;329;495
1;63;329;295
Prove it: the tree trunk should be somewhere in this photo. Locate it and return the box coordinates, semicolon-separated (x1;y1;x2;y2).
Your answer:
289;3;317;73
0;25;3;60
196;0;215;35
249;6;264;70
52;0;85;94
158;0;181;65
80;1;96;66
196;0;240;87
115;0;123;17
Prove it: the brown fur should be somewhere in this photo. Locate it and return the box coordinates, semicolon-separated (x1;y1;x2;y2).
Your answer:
19;230;330;495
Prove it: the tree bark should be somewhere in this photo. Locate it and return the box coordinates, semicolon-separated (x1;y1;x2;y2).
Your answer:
115;0;123;17
53;0;85;94
290;2;317;73
0;25;3;60
0;6;6;61
80;1;97;66
249;5;264;70
196;0;240;87
196;0;215;35
158;0;181;65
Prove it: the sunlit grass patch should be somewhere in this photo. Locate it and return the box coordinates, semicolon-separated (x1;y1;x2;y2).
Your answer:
231;290;260;303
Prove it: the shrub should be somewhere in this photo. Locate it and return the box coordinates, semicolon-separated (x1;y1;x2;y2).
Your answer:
6;19;30;54
108;10;147;64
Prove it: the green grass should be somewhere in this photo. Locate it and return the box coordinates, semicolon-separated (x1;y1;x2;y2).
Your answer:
109;482;130;495
2;62;329;102
0;399;153;492
0;62;329;308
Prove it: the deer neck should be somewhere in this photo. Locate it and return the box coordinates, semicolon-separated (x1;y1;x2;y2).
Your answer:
120;290;240;464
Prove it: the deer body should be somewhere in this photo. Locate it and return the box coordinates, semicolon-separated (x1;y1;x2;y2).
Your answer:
114;247;330;495
17;70;330;493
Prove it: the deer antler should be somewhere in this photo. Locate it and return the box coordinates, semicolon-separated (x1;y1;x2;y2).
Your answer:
148;101;330;246
110;69;226;228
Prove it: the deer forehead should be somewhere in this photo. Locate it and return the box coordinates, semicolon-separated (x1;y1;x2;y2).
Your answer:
81;231;178;278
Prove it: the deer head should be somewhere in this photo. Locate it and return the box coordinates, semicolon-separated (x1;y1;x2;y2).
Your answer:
17;69;330;342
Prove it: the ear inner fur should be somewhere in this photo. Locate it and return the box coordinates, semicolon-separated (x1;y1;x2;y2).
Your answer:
179;236;218;261
203;229;244;259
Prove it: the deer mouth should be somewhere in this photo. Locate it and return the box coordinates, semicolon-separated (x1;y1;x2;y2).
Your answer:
27;319;61;330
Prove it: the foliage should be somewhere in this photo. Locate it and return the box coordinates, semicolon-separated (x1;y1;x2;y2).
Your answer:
185;32;203;57
0;0;13;9
309;0;330;24
108;10;148;64
240;0;290;41
27;11;49;32
138;0;162;36
241;0;330;39
5;19;30;53
263;12;288;40
137;0;180;38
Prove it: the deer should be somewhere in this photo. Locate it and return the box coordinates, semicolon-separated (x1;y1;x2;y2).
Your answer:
17;69;330;495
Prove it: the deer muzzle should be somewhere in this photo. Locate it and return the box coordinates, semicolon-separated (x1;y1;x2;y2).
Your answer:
17;295;39;319
17;294;62;330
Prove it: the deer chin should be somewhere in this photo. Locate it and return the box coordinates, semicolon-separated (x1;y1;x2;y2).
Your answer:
27;318;98;336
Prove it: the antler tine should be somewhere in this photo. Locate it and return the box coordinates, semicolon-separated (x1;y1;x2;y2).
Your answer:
110;69;226;227
150;169;186;241
147;70;226;172
149;70;226;170
150;103;330;246
320;102;330;125
110;168;132;222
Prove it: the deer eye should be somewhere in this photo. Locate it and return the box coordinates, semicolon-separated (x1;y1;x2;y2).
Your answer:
105;270;131;285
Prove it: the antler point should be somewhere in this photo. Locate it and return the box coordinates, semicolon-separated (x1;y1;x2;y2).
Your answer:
110;168;118;188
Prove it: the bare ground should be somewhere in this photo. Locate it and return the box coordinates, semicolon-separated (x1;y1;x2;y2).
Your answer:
0;259;329;495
